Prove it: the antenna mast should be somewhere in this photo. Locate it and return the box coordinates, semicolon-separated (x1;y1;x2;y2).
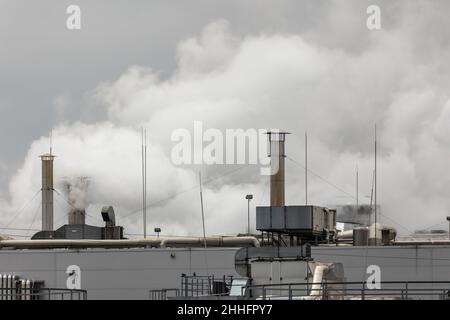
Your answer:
145;129;147;239
50;130;53;155
369;169;375;227
356;165;359;213
141;128;148;239
374;124;377;245
199;172;207;248
305;131;308;205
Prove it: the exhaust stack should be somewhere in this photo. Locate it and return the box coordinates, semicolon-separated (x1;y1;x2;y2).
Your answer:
68;209;86;225
266;130;289;207
40;154;55;231
67;177;89;225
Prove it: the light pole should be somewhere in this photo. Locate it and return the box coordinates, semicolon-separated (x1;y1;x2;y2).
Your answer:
154;227;161;239
246;195;253;235
447;217;450;240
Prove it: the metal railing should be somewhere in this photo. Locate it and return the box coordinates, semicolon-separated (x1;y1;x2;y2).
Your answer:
244;281;450;300
180;275;235;297
0;288;87;300
149;288;180;300
149;275;238;300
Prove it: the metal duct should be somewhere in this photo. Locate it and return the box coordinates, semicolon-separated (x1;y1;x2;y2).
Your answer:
159;236;260;248
337;224;397;244
309;265;327;298
0;236;260;250
0;239;161;249
393;240;450;246
101;206;116;227
336;230;354;240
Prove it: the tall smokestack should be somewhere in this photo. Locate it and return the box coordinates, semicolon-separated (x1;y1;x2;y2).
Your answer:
40;154;55;231
267;130;289;207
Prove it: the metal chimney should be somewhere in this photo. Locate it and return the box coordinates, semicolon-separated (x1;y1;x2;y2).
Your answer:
68;209;86;225
266;130;290;207
67;177;89;225
40;154;55;231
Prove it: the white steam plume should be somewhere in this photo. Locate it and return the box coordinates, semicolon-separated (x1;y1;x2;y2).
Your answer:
1;13;450;237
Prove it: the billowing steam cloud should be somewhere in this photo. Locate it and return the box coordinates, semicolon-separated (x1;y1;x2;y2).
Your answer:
60;177;90;211
1;5;450;237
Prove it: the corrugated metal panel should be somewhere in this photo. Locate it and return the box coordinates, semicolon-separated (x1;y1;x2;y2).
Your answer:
256;205;332;232
285;206;312;229
271;207;285;229
256;207;271;230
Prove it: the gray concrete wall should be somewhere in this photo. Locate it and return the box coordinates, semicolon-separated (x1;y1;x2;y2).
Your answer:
0;247;240;300
1;245;450;299
313;246;450;282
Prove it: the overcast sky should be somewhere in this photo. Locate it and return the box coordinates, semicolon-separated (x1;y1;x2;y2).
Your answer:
0;0;331;188
1;0;450;237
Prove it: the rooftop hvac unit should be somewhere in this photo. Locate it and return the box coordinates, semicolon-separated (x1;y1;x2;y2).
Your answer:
353;228;369;246
256;205;336;236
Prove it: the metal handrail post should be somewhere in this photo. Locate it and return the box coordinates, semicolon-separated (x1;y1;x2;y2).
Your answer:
362;283;365;300
405;282;408;300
